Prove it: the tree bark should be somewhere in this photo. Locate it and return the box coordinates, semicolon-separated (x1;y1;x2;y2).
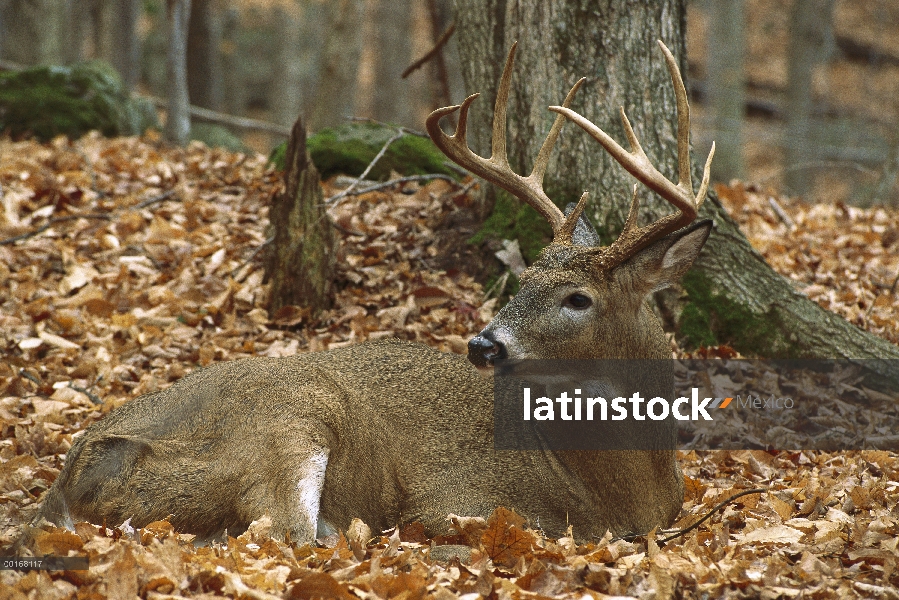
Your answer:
165;0;192;145
89;0;141;90
706;0;744;183
310;0;364;130
450;0;899;369
187;0;222;111
0;0;64;65
272;4;304;126
355;0;414;126
265;118;337;316
62;0;88;64
111;0;142;91
784;0;834;198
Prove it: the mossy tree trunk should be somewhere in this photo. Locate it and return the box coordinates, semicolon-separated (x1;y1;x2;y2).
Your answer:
265;118;337;316
451;0;899;368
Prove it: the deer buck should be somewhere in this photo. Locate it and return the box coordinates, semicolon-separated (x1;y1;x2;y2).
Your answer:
30;41;713;545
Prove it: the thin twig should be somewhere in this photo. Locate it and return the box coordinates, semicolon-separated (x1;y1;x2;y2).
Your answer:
326;130;407;204
767;197;795;229
0;214;113;245
347;117;429;138
19;369;41;385
230;236;274;277
135;189;178;209
657;488;766;544
401;22;456;79
2;188;180;246
68;383;102;405
442;161;470;179
334;174;457;201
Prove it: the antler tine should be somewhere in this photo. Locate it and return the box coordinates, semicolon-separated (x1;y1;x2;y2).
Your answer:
531;77;586;186
547;40;716;260
426;44;586;235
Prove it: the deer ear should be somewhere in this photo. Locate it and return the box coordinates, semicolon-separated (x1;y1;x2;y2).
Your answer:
563;202;601;246
621;220;712;294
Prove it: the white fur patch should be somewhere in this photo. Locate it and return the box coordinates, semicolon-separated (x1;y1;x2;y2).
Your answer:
297;448;329;534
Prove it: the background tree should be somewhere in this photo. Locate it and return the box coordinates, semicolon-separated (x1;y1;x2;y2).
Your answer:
706;0;745;182
451;0;899;366
165;0;192;145
0;0;65;66
785;0;835;198
355;0;413;125
310;0;364;130
187;0;223;110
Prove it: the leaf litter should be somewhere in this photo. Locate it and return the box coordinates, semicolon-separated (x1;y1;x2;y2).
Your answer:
0;133;898;598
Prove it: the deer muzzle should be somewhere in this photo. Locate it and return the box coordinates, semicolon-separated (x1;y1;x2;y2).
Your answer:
467;331;507;368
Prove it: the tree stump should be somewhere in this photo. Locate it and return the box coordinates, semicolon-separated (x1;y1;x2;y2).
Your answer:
265;117;337;317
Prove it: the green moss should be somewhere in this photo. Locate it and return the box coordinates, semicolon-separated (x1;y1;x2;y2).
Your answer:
469;191;554;263
268;122;458;180
679;270;797;357
0;61;157;141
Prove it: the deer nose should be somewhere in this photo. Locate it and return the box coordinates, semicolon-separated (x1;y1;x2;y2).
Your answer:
468;332;507;367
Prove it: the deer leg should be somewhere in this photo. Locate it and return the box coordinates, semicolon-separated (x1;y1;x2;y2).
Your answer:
276;445;332;543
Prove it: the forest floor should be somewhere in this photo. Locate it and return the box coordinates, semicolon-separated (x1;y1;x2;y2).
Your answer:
0;134;898;598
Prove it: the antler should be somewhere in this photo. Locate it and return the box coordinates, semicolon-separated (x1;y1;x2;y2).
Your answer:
548;40;715;262
426;43;587;243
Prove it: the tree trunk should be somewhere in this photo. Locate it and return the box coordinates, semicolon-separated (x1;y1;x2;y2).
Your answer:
425;0;453;112
220;7;243;117
784;0;834;198
272;4;304;126
355;0;414;126
0;0;64;65
265;118;337;316
451;0;899;369
165;0;192;145
706;0;744;183
310;0;364;130
62;0;88;64
111;0;142;91
187;0;222;111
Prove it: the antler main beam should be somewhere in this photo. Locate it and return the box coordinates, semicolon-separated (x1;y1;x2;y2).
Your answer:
426;43;586;238
548;40;715;259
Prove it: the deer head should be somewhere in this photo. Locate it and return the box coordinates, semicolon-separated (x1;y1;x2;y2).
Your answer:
426;41;715;365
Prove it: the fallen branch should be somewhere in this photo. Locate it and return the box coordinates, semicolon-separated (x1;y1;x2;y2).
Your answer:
348;117;429;138
147;96;291;137
402;22;456;79
231;236;274;278
1;190;179;246
68;383;103;405
340;174;457;198
135;189;178;209
768;197;795;229
327;130;407;204
658;488;766;544
0;214;112;246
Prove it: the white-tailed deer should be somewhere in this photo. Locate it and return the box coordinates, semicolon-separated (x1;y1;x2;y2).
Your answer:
31;41;713;543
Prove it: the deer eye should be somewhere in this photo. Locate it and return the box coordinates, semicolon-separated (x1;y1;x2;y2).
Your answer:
564;293;592;310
